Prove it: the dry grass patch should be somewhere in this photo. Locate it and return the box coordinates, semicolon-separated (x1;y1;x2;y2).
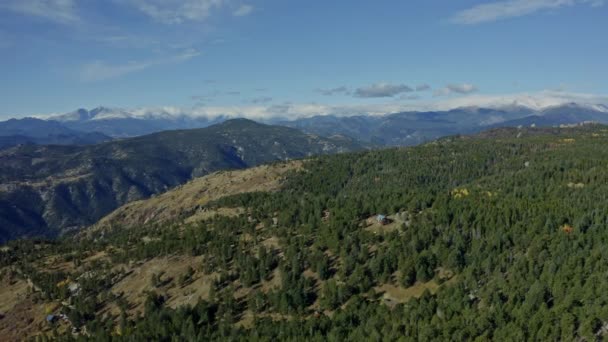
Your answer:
92;160;303;232
302;269;321;283
39;255;74;273
376;281;440;304
236;311;290;329
0;272;31;314
83;251;109;264
375;273;458;306
260;268;282;293
110;255;213;314
0;298;52;341
185;207;244;224
261;236;281;249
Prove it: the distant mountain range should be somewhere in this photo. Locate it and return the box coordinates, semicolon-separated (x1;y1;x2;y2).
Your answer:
49;107;227;137
17;102;604;146
280;103;608;145
488;103;608;129
0;119;364;242
0;117;111;149
1;101;605;241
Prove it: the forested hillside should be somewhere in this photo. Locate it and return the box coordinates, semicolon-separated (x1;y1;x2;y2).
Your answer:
0;119;363;242
1;124;608;340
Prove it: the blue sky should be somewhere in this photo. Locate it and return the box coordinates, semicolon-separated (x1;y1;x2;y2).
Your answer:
0;0;607;119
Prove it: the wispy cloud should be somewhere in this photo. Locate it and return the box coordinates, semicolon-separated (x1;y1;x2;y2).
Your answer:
80;49;200;82
93;34;162;49
81;61;150;82
250;96;273;104
434;84;478;96
233;4;253;16
190;89;243;102
354;83;414;98
122;0;230;24
415;84;431;92
451;0;604;25
316;86;351;96
319;83;431;98
191;95;209;102
0;0;79;24
399;94;421;101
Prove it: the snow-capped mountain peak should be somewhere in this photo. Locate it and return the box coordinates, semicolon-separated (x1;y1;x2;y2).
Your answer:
539;102;608;115
48;107;138;122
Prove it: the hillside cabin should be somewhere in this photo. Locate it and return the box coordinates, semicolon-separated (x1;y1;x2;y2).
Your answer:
377;215;389;225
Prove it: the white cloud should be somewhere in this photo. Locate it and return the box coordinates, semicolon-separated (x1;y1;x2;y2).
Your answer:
434;84;478;97
27;90;608;121
0;0;79;24
80;49;200;82
156;92;599;120
134;91;608;120
233;4;253;16
425;90;608;111
121;0;229;24
451;0;604;25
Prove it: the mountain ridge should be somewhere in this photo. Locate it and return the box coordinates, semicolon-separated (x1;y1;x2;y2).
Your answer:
0;119;365;242
0;117;111;148
26;102;605;144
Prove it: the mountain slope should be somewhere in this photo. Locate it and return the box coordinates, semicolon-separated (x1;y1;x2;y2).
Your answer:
38;103;607;144
279;103;608;145
90;160;303;233
3;124;608;340
0;119;365;241
0;117;110;148
279;106;537;145
496;103;608;128
50;107;226;137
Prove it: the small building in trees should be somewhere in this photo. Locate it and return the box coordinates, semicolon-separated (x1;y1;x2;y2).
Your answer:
376;215;389;225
